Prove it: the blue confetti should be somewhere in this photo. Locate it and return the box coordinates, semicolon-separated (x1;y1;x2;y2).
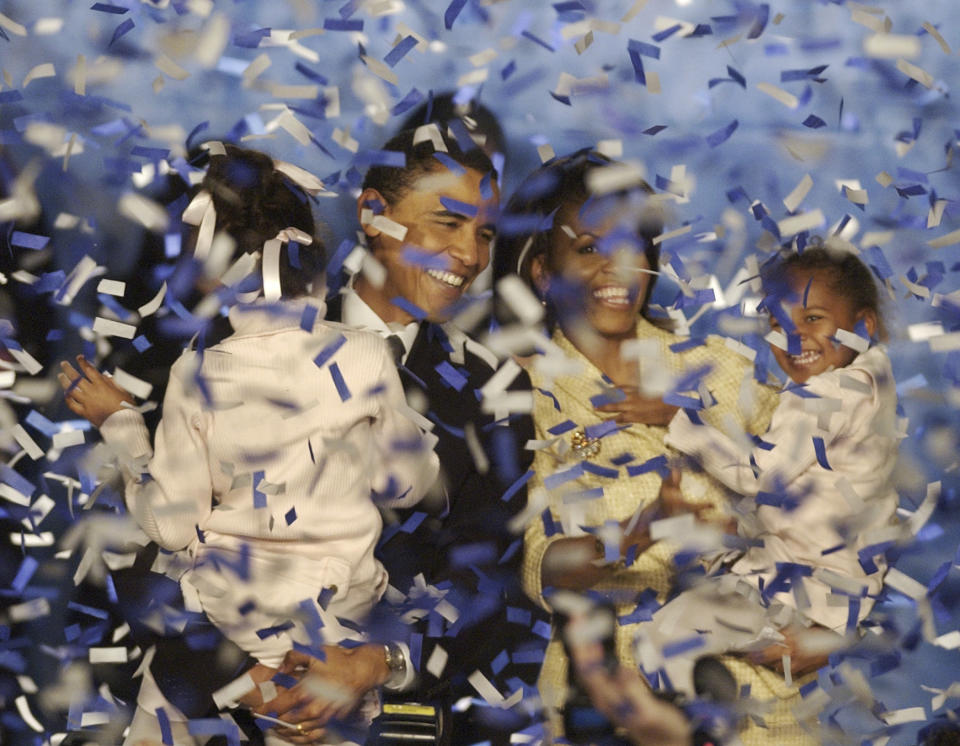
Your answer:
294;61;329;85
444;0;468;30
323;18;363;31
434;360;468;391
706;119;739;147
543;463;585;490
90;2;128;13
652;24;682;42
384;35;418;67
491;649;509;674
300;304;318;332
532;619;552;639
390;295;427;320
10;231;49;250
132;333;152;353
802;114;827;128
313;333;347;368
547;419;577;436
627;38;660;59
812;436;831;470
253;470;267;509
583;419;619;440
627;44;645;85
521;30;555;52
626;454;669;478
399;511;427;534
392;88;424;116
746;3;770;39
329;362;351;401
11;556;38;593
439;196;479;217
156;707;173;746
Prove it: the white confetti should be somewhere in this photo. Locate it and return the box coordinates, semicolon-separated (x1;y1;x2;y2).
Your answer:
370;215;408;241
863;34;922;59
756;81;798;108
778;209;825;238
93;317;137;340
118;192;169;232
138;282;167;317
96;279;125;297
112;369;153;400
88;647;128;664
12;425;44;460
895;58;934;88
425;645;448;678
783;173;813;213
881;707;928;725
52;429;85;449
22;63;56;88
15;696;44;733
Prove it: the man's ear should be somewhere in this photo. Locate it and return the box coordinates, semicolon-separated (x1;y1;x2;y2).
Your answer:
530;253;550;300
857;309;878;339
357;188;387;239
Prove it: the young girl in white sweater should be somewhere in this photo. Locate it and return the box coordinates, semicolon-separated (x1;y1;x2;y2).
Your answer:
649;242;900;695
59;146;438;744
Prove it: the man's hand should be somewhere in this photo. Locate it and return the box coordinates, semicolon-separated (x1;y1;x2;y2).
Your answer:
595;386;679;426
58;355;134;427
256;644;390;743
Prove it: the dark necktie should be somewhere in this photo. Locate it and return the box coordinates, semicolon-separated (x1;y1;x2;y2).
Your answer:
385;334;405;366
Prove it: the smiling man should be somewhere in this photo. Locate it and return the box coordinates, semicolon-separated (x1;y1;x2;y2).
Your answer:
354;154;498;327
321;126;542;745
263;126;543;745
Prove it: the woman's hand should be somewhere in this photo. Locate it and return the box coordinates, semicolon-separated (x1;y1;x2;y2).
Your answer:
570;638;692;746
256;644;389;743
742;624;833;678
595;386;679;426
58;355;134;427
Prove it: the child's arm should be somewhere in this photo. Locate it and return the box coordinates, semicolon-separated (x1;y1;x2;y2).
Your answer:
59;354;214;550
665;372;870;499
369;344;440;508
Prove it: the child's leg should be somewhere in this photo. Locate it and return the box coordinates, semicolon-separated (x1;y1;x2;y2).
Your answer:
641;577;772;696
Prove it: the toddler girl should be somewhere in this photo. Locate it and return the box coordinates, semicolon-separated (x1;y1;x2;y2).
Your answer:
59;145;438;744
649;241;900;692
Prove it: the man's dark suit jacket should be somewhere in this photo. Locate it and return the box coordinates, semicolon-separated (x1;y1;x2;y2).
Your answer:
117;295;546;742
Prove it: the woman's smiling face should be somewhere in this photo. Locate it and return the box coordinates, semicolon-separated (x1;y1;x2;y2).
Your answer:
534;198;652;342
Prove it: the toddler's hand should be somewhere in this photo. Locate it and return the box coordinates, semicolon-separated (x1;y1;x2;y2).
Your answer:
58;355;134;427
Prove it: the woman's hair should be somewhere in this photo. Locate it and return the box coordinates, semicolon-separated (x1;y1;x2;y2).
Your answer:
761;238;888;340
494;149;662;325
198;144;324;298
361;126;496;206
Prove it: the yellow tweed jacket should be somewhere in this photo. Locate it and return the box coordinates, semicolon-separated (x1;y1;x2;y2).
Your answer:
522;319;819;745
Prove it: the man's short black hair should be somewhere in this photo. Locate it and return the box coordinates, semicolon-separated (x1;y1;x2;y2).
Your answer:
361;125;497;205
397;91;507;158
